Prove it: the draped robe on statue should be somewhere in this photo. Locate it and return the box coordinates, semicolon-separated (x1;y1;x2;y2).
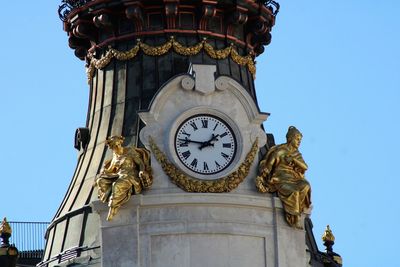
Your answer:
258;143;311;226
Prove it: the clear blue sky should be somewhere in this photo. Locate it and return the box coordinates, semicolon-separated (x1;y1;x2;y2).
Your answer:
1;1;399;267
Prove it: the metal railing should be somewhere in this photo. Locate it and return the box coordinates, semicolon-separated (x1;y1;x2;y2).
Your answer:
8;221;49;252
58;0;92;22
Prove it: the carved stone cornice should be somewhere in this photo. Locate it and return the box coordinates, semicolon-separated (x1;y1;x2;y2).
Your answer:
226;5;248;36
164;0;179;29
58;0;278;60
199;1;217;31
125;2;144;32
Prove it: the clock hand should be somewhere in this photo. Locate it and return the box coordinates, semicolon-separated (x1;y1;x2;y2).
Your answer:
199;134;220;150
208;134;220;142
178;138;204;145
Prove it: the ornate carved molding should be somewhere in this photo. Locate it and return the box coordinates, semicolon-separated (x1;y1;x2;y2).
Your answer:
164;0;179;29
59;0;278;60
125;3;144;32
150;137;258;193
86;36;256;83
199;3;217;31
93;13;113;29
227;6;248;36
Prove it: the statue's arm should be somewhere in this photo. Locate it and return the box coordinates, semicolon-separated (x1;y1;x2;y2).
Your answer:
131;149;146;173
131;148;153;189
101;160;113;174
97;159;119;180
292;153;308;171
256;149;277;193
259;148;278;178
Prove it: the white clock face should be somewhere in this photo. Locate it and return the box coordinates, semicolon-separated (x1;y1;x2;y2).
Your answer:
175;114;237;175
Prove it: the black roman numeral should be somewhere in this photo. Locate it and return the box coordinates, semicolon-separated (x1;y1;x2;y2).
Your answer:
223;143;231;148
179;142;188;147
215;161;221;168
213;123;218;131
190;122;198;131
203;162;209;171
181;130;191;137
220;132;228;138
182;151;191;160
190;158;198;168
221;152;230;160
201;119;208;128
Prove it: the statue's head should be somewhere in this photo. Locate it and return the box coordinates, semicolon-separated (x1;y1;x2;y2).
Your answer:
106;135;125;148
286;126;302;148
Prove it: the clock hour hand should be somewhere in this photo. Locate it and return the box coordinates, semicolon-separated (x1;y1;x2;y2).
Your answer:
199;134;220;150
208;134;220;143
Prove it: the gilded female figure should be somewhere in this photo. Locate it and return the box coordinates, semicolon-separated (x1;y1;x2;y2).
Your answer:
256;126;311;228
95;136;153;221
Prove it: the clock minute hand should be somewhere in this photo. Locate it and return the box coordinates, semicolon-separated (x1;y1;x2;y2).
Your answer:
178;138;204;145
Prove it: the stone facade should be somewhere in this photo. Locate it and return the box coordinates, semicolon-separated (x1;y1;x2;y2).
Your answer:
92;194;309;267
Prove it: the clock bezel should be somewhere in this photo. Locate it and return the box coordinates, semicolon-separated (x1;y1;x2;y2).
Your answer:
168;107;243;180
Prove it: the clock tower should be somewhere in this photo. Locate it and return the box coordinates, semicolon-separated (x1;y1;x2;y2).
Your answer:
38;1;336;267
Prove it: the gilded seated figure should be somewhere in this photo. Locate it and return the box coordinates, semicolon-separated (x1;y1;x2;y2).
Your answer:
256;126;311;228
95;135;153;221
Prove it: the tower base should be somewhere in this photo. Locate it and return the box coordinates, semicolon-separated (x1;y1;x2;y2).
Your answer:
89;193;310;267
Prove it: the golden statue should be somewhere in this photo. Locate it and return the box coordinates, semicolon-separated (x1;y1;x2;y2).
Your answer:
256;126;311;228
95;136;153;221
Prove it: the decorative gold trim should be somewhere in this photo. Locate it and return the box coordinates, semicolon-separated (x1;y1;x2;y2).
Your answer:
86;37;256;83
140;40;173;56
322;225;335;242
149;137;258;193
0;217;12;235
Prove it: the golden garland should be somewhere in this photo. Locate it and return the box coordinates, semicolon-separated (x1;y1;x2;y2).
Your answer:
86;37;256;83
149;137;258;193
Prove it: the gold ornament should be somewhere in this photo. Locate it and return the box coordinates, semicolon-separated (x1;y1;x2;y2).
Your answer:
322;225;335;242
86;37;256;83
256;126;311;228
94;135;153;221
172;38;204;56
203;42;232;59
111;45;140;60
140;40;173;56
150;137;258;193
0;217;12;235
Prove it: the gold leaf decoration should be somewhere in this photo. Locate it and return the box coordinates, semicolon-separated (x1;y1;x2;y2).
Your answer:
203;42;232;59
140;40;173;56
149;137;258;193
86;37;256;83
111;45;140;60
172;38;204;56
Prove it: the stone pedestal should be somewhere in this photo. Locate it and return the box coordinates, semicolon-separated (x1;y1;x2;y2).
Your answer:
91;193;309;267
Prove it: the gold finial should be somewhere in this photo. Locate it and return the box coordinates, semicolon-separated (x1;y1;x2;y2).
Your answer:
322;225;335;242
0;217;12;235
